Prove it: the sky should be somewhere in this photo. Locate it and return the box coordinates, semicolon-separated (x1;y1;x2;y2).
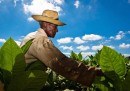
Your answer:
0;0;130;57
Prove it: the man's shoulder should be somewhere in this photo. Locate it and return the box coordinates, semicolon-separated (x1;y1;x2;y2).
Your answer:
20;31;37;47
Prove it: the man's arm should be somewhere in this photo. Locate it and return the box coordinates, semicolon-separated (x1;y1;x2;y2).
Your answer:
27;36;103;86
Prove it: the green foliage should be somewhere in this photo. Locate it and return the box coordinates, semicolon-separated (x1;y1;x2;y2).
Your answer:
21;39;33;54
100;46;126;77
0;38;48;91
0;38;26;89
0;38;130;91
7;70;48;91
122;70;130;91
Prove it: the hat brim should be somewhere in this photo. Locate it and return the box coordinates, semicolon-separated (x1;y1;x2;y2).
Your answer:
32;15;65;26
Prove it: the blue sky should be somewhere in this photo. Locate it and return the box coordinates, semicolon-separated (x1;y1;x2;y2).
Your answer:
0;0;130;57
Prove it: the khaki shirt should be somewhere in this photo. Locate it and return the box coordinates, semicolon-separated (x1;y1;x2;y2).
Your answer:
20;28;97;86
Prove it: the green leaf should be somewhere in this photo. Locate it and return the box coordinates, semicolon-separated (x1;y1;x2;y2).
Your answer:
100;46;126;77
25;60;47;71
0;38;26;87
122;70;130;91
70;51;78;60
21;39;33;54
78;52;82;60
95;84;111;91
7;70;48;91
0;37;25;73
104;71;122;91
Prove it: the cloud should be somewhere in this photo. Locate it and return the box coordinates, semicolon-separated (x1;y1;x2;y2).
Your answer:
0;0;3;3
62;52;71;57
23;0;64;20
74;0;80;8
82;34;103;41
57;37;73;44
81;52;95;57
128;0;130;3
123;54;130;57
92;45;103;50
0;1;1;3
13;0;19;7
54;0;64;5
27;17;34;22
77;45;90;51
15;40;21;46
0;38;6;43
60;46;73;50
128;31;130;34
73;37;85;44
107;45;115;49
119;43;130;49
110;31;125;40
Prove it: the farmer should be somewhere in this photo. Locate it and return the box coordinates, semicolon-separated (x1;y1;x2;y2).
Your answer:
20;10;103;86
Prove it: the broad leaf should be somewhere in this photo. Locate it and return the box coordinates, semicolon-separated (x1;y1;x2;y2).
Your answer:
104;71;122;91
0;38;25;73
100;46;126;77
122;70;130;91
0;38;26;87
25;60;47;71
7;70;48;91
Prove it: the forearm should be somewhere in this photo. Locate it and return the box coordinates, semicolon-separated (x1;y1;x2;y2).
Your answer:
48;56;97;86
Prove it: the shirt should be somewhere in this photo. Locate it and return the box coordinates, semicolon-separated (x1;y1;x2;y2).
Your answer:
20;28;98;86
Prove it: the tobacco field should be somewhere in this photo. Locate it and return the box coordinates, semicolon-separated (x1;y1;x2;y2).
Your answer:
0;38;130;91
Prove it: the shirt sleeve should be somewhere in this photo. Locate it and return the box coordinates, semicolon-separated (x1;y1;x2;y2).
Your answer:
27;36;97;86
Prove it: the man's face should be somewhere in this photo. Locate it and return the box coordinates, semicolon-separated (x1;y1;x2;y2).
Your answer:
42;22;58;38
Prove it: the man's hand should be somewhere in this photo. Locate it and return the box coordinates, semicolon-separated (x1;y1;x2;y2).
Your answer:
95;68;104;76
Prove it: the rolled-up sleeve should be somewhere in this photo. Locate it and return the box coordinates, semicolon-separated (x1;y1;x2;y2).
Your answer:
27;36;97;86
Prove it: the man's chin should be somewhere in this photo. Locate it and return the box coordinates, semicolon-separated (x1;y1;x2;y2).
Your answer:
49;35;55;38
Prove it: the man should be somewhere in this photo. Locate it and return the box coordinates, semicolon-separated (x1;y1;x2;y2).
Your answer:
20;10;103;86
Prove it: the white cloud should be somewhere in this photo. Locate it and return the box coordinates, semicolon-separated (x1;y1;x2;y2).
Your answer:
60;46;73;50
54;0;64;5
0;39;6;43
23;0;63;19
73;37;85;44
119;43;130;49
81;52;95;57
15;40;21;46
128;31;130;34
13;0;19;7
110;31;125;40
77;45;90;51
109;36;114;39
123;54;130;57
74;0;80;8
62;52;71;57
92;45;103;50
28;17;34;22
107;45;115;49
82;34;103;41
57;37;73;44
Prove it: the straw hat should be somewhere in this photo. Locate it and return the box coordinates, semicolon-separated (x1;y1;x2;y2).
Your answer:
32;10;65;26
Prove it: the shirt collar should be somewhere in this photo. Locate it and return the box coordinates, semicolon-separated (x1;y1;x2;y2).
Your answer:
35;28;48;37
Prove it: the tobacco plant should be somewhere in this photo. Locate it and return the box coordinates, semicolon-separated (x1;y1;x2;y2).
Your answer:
0;38;130;91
